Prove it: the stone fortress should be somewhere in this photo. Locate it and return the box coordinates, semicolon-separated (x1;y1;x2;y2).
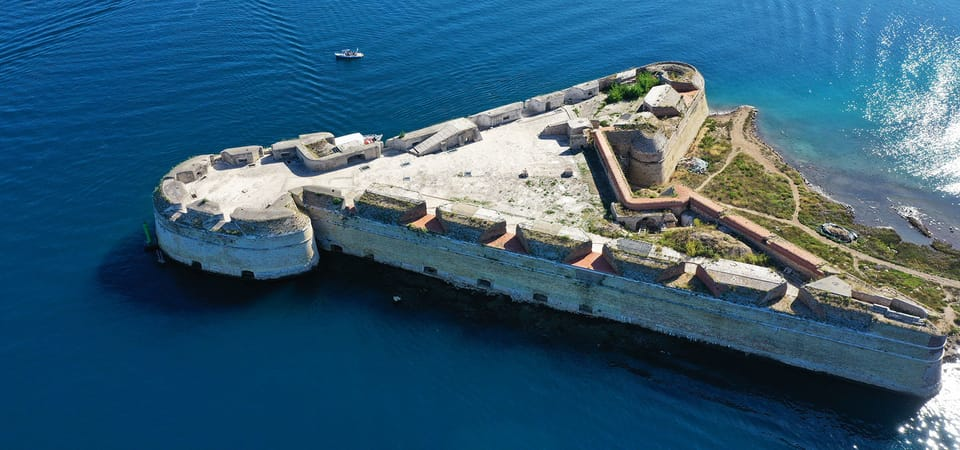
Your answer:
154;62;946;397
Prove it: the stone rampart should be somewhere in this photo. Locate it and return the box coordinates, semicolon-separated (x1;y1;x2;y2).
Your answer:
354;187;427;224
153;159;318;279
601;239;671;281
305;207;944;397
435;203;507;243
155;212;318;279
296;185;346;212
515;221;592;263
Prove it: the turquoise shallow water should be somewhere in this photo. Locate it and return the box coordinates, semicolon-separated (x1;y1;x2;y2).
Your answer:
1;0;959;448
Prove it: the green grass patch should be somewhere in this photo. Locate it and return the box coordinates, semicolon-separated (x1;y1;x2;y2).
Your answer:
795;181;960;282
736;211;855;273
671;117;735;187
796;187;855;229
857;263;947;311
701;154;795;219
658;221;771;266
603;72;659;103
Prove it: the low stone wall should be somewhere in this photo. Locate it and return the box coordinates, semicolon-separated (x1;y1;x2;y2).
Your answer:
853;290;928;319
297;185;346;212
540;121;569;137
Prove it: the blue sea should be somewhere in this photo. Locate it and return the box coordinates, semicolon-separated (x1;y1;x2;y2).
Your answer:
2;0;959;448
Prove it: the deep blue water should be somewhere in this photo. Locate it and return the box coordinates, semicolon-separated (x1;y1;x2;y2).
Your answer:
2;0;959;448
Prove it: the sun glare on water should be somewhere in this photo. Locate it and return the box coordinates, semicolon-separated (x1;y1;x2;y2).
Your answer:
861;19;960;197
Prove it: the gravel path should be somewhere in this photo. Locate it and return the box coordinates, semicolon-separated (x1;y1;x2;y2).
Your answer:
700;106;960;294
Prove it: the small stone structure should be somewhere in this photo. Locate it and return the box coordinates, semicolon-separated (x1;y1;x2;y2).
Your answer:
611;202;678;232
643;84;685;118
220;146;262;167
295;132;382;172
410;118;480;156
435;203;507;243
354;185;427;224
270;139;300;161
696;259;789;305
296;185;346;212
468;102;523;130
540;118;593;150
799;276;928;326
564;80;600;104
386;118;481;156
601;238;675;281
524;91;566;115
515;221;592;263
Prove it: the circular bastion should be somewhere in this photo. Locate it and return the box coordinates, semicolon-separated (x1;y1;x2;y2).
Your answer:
153;156;318;279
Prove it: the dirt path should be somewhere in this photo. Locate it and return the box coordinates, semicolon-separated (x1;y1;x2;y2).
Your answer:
697;107;960;292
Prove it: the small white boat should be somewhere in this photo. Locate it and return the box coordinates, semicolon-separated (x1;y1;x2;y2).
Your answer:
335;48;364;59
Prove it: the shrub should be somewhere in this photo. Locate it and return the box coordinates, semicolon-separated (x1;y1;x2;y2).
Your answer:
604;72;660;104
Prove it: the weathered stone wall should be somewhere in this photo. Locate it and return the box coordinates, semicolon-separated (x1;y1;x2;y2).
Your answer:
297;185;346;212
540;121;570;137
306;208;944;396
524;91;566;115
154;178;318;279
468;102;523;130
354;189;427;224
435;203;507;243
155;209;318;279
515;222;592;263
853;290;928;319
601;240;669;282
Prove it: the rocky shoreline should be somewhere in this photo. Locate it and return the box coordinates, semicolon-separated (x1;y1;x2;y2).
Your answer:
733;107;959;361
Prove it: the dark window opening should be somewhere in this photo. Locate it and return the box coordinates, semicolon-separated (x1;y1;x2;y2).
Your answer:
241;270;255;279
533;293;548;303
330;244;343;253
191;261;202;270
347;154;365;165
423;266;438;275
579;304;593;314
364;253;375;260
477;279;492;288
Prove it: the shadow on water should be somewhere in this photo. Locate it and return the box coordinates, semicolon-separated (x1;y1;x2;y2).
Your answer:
96;232;324;314
98;232;929;438
315;252;931;439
